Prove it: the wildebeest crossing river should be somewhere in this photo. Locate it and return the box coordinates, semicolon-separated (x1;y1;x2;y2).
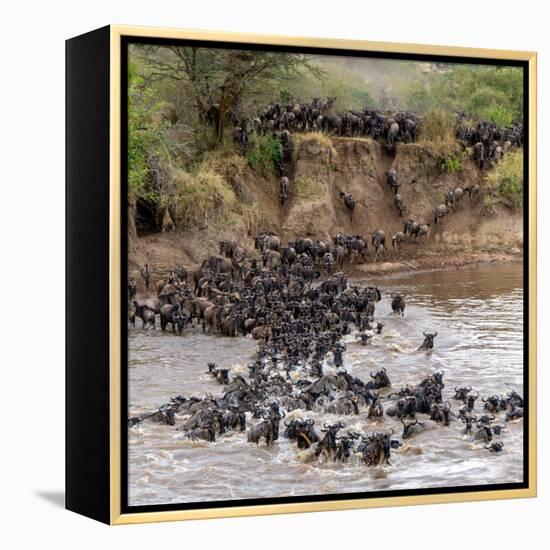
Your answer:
128;262;524;506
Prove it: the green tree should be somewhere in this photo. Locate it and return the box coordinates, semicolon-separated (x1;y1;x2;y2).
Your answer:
136;46;322;143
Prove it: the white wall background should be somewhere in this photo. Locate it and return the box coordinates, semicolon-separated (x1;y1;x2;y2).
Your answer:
1;0;546;546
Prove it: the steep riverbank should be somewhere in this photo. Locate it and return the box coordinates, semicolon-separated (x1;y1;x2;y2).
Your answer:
128;135;523;278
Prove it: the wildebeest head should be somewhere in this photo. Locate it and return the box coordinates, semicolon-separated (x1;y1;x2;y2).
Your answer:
475;422;493;442
321;422;345;448
454;386;472;402
401;418;421;439
335;432;359;460
419;331;438;350
283;418;302;439
460;414;477;435
360;333;371;346
370;368;391;389
207;362;217;373
466;392;479;411
486;441;504;452
482;394;501;412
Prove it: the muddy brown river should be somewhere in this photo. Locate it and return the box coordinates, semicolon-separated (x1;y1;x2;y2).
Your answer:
127;262;524;506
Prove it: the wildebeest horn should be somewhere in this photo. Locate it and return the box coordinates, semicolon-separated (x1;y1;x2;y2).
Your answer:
389;428;395;435
423;331;428;337
473;392;479;399
467;386;472;391
434;332;438;337
370;372;375;378
306;419;314;425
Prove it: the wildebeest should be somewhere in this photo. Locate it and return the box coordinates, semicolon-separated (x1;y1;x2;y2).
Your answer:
418;331;437;351
339;192;356;222
358;430;395;466
433;204;449;225
247;415;274;446
453;386;473;402
391;292;406;316
371;229;386;262
393;193;406;216
279;176;289;206
334;432;360;463
184;422;217;442
387;169;400;195
464;183;480;203
315;422;344;459
464;392;479;413
392;231;405;251
485;441;504;452
140;263;151;289
401;418;427;439
412;223;430;240
160;303;186;333
284;418;320;449
367;392;384;418
367;368;391;390
430;402;453;426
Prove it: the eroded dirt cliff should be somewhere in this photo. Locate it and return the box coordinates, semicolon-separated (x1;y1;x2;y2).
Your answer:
128;136;522;275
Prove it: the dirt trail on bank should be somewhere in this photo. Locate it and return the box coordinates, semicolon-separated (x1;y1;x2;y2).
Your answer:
128;136;523;278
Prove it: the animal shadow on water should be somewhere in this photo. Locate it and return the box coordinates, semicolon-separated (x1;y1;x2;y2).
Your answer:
35;491;65;508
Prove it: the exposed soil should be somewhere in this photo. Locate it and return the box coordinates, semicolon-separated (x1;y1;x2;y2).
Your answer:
128;136;523;279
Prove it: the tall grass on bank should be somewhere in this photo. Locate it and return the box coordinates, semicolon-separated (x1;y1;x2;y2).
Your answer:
294;175;319;199
485;150;523;209
419;108;461;161
238;203;267;236
170;163;237;226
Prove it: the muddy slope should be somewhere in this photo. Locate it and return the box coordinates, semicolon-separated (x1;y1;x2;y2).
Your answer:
129;136;522;273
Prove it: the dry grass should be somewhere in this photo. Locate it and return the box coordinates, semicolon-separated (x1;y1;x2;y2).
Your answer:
293;132;337;158
201;150;247;178
238;202;268;236
170;163;237;226
418;109;461;160
294;175;319;199
485;150;523;208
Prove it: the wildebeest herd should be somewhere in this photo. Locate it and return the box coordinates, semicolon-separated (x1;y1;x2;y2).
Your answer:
127;96;523;477
250;100;519;229
128;230;523;467
232;96;522;170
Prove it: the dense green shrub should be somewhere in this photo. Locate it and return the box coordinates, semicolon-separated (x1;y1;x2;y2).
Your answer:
485;150;523;208
440;155;462;173
248;135;283;178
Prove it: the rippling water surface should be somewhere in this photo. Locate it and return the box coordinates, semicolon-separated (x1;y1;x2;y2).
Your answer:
128;262;524;506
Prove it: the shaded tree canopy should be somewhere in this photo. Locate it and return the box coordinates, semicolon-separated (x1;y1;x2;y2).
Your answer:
135;45;323;141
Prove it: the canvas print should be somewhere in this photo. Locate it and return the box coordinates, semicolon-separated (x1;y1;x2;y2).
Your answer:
125;41;526;508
